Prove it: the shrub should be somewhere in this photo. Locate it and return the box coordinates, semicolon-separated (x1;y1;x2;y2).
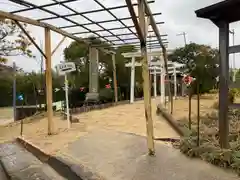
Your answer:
209;89;218;94
99;88;114;103
173;110;240;176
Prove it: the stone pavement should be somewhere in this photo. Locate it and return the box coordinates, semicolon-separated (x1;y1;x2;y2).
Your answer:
0;143;66;180
0;162;8;180
61;130;239;180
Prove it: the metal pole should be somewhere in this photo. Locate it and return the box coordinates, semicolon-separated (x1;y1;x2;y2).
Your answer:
130;57;135;103
188;86;192;130
197;81;200;146
20;100;24;136
13;62;16;121
65;74;70;129
20;110;23;136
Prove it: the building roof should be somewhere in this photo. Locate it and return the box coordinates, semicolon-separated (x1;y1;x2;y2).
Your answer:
195;0;240;26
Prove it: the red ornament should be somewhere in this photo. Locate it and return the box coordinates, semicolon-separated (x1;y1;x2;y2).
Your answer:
182;75;193;85
80;87;85;92
105;84;111;89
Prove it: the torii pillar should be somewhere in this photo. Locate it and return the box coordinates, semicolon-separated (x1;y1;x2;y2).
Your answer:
86;47;99;101
130;57;135;103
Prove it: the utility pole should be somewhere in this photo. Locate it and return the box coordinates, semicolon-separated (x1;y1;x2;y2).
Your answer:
177;32;187;46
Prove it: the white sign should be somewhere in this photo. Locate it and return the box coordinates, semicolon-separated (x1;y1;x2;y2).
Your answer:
54;88;60;92
56;62;76;75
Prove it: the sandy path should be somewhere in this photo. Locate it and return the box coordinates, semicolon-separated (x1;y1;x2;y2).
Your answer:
0;97;216;153
0;97;216;154
0;98;179;153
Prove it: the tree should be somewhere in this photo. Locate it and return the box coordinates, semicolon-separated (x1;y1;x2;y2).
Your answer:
0;19;33;63
169;43;219;93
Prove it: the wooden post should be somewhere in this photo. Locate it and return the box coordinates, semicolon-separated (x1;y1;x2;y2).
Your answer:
188;87;192;130
218;21;230;148
138;0;155;155
45;27;54;135
112;54;118;103
52;36;66;56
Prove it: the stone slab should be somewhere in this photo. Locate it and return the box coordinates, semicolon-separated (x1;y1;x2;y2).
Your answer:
0;143;25;157
65;130;239;180
0;163;8;180
10;165;66;180
0;142;66;180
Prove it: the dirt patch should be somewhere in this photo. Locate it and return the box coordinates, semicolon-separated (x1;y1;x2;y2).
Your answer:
170;96;217;121
0;107;13;125
0;97;214;154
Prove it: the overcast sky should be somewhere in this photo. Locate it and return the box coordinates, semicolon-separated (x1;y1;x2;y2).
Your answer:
1;0;239;72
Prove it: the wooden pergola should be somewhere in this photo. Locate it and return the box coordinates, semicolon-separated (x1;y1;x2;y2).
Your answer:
0;0;170;155
195;0;240;149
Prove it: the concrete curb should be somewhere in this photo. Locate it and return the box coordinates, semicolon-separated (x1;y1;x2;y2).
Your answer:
16;137;106;180
156;104;184;137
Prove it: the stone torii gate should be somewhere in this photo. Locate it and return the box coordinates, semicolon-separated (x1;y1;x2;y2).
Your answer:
123;50;184;104
149;66;183;101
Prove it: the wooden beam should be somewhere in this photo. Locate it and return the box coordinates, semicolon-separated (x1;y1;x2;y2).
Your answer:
143;0;165;48
138;0;155;155
122;50;174;57
112;54;118;102
14;20;47;59
0;10;118;54
0;10;88;44
45;27;54;135
125;0;144;43
142;0;173;113
229;45;240;54
51;36;66;56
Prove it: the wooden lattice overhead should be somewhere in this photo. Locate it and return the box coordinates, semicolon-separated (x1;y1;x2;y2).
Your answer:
0;0;168;50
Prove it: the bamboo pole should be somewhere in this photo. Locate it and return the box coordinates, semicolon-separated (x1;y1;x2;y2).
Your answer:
45;27;54;135
51;36;66;56
138;0;155;155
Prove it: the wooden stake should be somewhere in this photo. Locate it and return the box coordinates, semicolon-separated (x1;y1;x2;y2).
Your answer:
138;0;155;155
112;54;118;102
51;36;66;56
45;27;54;135
188;87;192;130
